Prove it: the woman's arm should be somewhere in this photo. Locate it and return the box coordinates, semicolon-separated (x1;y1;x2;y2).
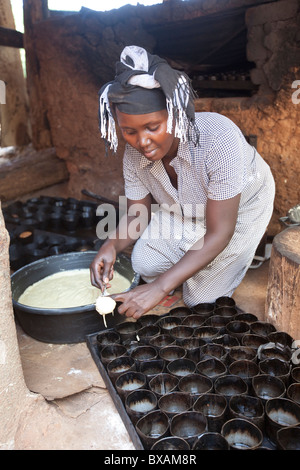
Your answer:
114;194;241;317
90;194;152;289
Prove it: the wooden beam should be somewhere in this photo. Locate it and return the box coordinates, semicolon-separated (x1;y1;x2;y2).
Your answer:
0;26;23;48
0;145;69;202
192;79;257;91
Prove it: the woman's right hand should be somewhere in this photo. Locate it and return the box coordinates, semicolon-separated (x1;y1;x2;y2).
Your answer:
90;241;117;291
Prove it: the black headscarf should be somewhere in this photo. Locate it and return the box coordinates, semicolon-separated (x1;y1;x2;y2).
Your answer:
99;45;198;152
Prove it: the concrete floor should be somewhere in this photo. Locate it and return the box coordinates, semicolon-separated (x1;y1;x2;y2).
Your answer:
11;183;271;450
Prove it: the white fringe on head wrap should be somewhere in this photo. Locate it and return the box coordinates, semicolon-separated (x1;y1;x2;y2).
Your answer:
166;74;190;143
99;83;118;153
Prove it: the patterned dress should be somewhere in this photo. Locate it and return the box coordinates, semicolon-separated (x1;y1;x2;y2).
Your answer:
122;112;275;306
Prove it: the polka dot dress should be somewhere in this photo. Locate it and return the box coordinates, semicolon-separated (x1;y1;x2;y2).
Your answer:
122;112;275;306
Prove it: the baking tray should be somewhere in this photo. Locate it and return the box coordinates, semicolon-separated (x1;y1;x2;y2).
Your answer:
86;331;144;450
86;303;298;451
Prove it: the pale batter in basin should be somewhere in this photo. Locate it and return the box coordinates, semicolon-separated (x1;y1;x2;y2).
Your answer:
18;268;130;309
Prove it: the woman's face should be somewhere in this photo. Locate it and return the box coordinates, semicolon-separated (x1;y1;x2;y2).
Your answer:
115;108;179;161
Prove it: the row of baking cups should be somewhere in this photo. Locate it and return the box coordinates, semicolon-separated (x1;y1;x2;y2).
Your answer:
95;297;300;450
9;226;94;269
4;196;98;232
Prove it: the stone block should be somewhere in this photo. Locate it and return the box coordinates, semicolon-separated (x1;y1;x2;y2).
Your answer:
263;47;300;90
264;21;298;52
250;68;267;85
246;0;299;27
247;41;268;61
247;24;268;61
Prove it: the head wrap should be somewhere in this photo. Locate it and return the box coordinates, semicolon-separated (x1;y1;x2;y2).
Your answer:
99;45;199;153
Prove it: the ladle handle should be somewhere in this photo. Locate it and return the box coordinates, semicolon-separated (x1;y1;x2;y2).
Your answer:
81;189;119;208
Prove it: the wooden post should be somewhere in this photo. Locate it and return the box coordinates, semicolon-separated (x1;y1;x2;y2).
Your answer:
265;226;300;340
0;0;31;146
23;0;52;149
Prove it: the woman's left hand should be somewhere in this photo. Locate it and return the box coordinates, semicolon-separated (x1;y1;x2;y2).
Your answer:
112;282;167;319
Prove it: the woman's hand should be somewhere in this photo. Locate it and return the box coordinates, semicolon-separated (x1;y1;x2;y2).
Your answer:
112;281;167;319
90;242;117;291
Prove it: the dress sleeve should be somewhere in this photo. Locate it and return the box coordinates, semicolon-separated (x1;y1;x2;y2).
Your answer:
123;145;150;200
206;129;245;200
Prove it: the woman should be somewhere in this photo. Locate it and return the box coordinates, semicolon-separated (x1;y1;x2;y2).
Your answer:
90;45;275;319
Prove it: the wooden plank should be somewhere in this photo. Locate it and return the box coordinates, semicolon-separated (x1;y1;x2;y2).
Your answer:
192;79;257;91
0;145;69;202
0;26;23;48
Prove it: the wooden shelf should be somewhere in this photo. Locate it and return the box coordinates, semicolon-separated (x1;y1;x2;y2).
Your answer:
192;79;257;91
